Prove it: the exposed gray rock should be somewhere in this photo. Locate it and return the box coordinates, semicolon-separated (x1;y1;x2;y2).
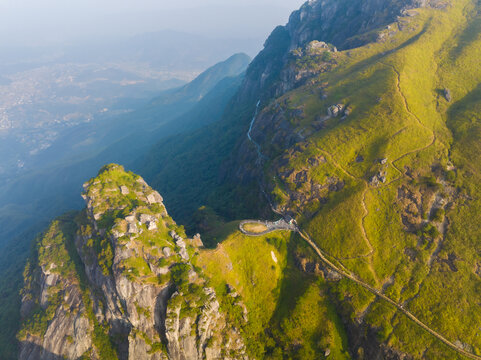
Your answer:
19;247;93;360
175;239;185;248
325;269;343;281
147;221;157;231
163;247;172;258
147;191;163;204
165;287;247;360
305;40;337;55
136;178;149;187
140;214;157;224
127;222;139;234
327;104;345;117
444;88;452;102
112;229;125;239
179;248;189;261
370;175;380;186
192;234;204;247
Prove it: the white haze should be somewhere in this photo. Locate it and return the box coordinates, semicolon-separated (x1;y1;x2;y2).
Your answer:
0;0;306;48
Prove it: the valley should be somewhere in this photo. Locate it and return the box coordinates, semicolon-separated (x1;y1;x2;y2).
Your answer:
0;62;190;179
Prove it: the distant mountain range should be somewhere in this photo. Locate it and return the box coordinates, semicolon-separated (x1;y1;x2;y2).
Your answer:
0;30;261;74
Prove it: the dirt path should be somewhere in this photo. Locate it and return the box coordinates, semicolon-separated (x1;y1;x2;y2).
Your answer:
303;64;477;357
381;62;437;184
318;149;375;260
247;100;265;165
296;227;481;360
243;86;481;358
318;62;437;262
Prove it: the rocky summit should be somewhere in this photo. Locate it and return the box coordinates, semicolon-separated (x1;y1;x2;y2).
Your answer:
18;165;248;360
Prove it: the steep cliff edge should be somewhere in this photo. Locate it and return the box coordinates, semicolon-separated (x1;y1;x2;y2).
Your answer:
18;165;248;360
226;0;448;199
236;0;441;103
18;217;92;360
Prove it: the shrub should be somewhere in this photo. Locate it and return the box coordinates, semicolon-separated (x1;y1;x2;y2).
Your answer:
170;263;191;290
432;208;445;222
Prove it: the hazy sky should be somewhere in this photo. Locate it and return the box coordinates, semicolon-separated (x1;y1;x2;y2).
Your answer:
0;0;306;47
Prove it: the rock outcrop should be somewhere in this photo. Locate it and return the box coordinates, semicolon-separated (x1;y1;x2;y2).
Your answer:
18;219;93;360
18;165;247;360
237;0;438;103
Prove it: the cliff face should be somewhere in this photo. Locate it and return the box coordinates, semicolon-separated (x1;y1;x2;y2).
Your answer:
284;0;431;50
18;220;92;360
18;164;248;360
236;0;436;103
229;0;446;192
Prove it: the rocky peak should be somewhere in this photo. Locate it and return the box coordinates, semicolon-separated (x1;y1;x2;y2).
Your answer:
285;0;433;51
237;0;440;102
81;164;165;225
18;165;248;360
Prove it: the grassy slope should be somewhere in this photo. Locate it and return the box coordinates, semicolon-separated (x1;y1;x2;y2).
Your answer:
407;1;481;357
262;0;481;357
196;227;350;359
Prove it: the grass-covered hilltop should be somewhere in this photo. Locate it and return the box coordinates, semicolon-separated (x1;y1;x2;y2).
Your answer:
7;0;481;359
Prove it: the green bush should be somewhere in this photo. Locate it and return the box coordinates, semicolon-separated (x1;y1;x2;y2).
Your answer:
432;208;445;222
170;263;191;290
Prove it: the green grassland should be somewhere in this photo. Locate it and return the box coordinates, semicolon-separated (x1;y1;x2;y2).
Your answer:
254;0;481;357
196;228;350;359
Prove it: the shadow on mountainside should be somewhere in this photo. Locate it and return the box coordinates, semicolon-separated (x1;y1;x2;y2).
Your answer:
18;342;65;360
